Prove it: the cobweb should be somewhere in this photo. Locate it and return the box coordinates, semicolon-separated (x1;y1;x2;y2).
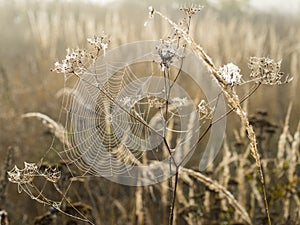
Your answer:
7;40;226;224
59;41;202;186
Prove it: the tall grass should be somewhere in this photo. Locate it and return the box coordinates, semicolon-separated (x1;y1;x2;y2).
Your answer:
0;1;299;224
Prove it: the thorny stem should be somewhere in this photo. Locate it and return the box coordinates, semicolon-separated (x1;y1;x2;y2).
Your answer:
153;8;272;225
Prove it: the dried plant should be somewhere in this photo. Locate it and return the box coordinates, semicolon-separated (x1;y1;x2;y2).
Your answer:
22;112;70;147
248;57;293;85
0;147;13;204
149;5;293;225
0;209;9;225
179;167;252;225
6;3;297;225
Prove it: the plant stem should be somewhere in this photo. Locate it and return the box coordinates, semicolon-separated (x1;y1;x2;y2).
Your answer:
153;8;272;225
169;166;179;225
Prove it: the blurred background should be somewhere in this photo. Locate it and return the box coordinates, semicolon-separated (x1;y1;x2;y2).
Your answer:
0;0;299;224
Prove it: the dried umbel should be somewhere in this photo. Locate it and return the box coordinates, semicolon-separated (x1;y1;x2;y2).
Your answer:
52;33;110;76
7;162;61;192
52;48;92;74
8;162;38;185
87;33;110;54
156;39;178;71
179;4;204;17
218;63;242;86
248;57;292;85
42;167;61;183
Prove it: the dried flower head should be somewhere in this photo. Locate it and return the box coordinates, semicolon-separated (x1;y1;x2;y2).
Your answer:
148;6;154;18
156;39;179;71
248;57;292;85
7;162;61;188
52;48;91;75
87;32;110;55
219;63;242;86
52;33;109;76
180;4;204;16
41;166;61;183
7;162;38;185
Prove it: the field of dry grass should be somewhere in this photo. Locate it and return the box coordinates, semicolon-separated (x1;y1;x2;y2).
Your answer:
0;0;299;224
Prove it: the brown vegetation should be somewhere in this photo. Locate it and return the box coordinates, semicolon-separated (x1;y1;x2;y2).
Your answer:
0;1;299;224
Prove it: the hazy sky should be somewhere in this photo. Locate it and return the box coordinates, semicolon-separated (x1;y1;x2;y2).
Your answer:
250;0;300;13
89;0;300;13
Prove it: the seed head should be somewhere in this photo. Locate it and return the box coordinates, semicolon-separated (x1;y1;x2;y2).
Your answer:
87;32;110;55
52;48;91;75
248;57;292;85
156;39;177;71
219;63;242;86
180;4;204;17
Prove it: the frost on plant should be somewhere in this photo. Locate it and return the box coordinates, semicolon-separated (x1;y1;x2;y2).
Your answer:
7;162;61;190
218;63;242;86
52;48;92;75
156;39;177;71
52;33;110;77
7;162;38;185
42;166;61;183
87;33;110;55
156;39;183;71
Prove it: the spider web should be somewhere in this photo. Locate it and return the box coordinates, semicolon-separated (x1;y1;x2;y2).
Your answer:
7;40;226;224
59;41;202;185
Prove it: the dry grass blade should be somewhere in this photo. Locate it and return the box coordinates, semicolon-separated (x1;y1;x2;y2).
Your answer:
277;103;293;166
286;120;300;219
22;112;70;147
0;209;9;225
135;186;144;224
0;147;14;203
180;167;253;225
